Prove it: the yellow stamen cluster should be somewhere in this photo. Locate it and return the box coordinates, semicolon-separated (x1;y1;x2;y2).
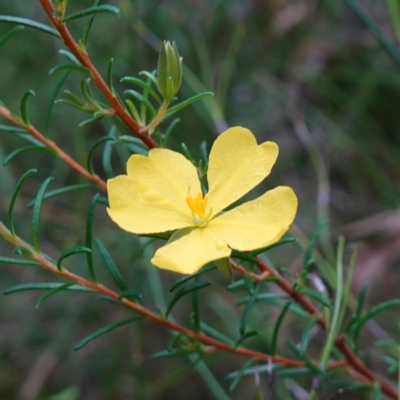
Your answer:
186;191;209;226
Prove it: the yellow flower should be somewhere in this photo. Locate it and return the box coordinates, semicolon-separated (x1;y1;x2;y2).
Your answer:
107;127;298;274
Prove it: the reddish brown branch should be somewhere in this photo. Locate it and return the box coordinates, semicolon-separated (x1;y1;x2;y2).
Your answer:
38;0;158;150
0;105;107;191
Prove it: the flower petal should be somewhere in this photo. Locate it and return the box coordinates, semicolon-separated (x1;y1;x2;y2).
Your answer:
127;148;201;212
208;186;297;251
107;175;193;233
207;127;278;216
151;227;231;274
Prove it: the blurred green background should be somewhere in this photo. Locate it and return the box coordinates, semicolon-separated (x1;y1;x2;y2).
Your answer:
0;0;400;399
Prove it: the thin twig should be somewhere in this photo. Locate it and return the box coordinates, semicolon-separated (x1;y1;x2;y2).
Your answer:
0;105;107;191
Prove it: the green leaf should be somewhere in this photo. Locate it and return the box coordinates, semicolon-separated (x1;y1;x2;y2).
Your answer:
19;89;35;125
4;283;92;295
124;90;156;118
86;194;99;282
168;265;216;292
287;341;323;374
162;92;214;121
372;382;382;400
228;358;258;391
14;246;33;256
301;221;327;285
300;319;317;352
107;58;114;91
0;16;60;38
74;316;140;351
0;256;40;267
102;127;115;179
121;77;163;104
198;321;233;345
63;5;121;23
28;184;99;209
234;330;259;348
94;238;128;291
299;288;331;308
0;26;24;48
243;275;255;296
32;177;54;252
231;250;258;264
59;50;80;65
250;237;296;256
36;282;77;307
214;258;233;282
118;289;143;301
8;169;36;235
57;246;92;271
49;64;92;77
271;301;292;355
239;283;260;335
46;70;70;135
166;281;211;316
2;146;57;166
87;136;115;175
139;70;158;86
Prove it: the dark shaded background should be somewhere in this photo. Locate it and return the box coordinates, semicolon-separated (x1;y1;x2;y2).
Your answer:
0;1;399;399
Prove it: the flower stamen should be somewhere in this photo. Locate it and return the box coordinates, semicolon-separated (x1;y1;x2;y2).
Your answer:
186;191;210;226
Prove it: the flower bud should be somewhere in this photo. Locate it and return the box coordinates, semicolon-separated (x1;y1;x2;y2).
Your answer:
157;41;182;101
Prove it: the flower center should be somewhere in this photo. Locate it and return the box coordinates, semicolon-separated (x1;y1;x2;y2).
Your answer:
186;191;210;227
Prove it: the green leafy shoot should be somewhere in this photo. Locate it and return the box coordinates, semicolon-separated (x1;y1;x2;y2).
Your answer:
63;5;121;23
8;169;36;235
57;246;92;271
35;282;77;307
32;177;54;252
0;25;24;48
74;316;141;351
0;16;61;38
166;281;211;316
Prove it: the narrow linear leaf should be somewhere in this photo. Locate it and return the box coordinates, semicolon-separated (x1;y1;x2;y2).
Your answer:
74;316;140;351
107;58;114;91
8;168;36;235
243;275;255;296
287;341;322;374
250;237;296;256
59;50;80;65
49;64;92;77
32;177;54;252
0;25;24;47
271;301;292;355
86;194;99;282
166;281;211;316
199;321;234;345
125;90;156;118
300;319;317;352
231;250;258;264
228;358;258;391
94;238;128;291
55;99;89;113
299;288;331;308
63;5;121;23
234;330;259;348
169;265;216;292
28;184;99;209
81;0;102;49
3;146;57;167
46;70;70;134
121;77;162;104
57;246;92;271
36;282;77;307
0;256;40;266
87;136;115;175
118;289;143;301
102;131;114;179
240;283;260;335
20;90;35;125
0;16;60;38
14;246;33;256
4;283;92;295
0;124;26;133
162;92;214;121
